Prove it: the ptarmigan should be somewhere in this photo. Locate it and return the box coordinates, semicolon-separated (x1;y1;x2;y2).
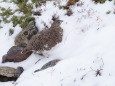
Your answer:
23;20;63;55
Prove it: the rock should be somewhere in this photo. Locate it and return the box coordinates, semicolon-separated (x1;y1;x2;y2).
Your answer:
34;10;41;16
66;9;73;16
0;66;24;82
9;28;14;36
15;21;38;48
23;20;63;55
34;59;60;72
2;46;32;63
66;0;79;6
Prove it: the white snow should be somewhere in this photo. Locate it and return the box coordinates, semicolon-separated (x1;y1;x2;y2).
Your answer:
0;0;115;86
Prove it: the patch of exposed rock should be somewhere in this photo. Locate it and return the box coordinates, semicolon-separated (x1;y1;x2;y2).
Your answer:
0;66;24;82
34;59;60;72
2;46;32;63
15;21;38;48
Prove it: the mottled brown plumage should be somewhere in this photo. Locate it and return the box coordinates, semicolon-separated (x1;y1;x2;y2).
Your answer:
23;20;63;54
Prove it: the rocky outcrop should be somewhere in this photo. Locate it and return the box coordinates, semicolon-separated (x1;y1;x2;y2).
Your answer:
0;66;24;82
2;46;32;63
66;0;79;6
15;21;38;48
34;59;60;72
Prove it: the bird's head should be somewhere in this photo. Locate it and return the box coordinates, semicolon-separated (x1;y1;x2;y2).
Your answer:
51;20;63;28
56;20;63;24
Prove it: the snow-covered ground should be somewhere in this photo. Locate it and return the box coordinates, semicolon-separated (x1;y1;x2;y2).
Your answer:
0;0;115;86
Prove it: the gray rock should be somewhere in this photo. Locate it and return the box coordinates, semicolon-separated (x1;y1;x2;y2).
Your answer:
0;66;24;82
34;59;60;72
15;21;38;48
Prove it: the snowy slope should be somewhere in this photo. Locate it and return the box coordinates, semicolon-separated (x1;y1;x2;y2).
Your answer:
0;0;115;86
